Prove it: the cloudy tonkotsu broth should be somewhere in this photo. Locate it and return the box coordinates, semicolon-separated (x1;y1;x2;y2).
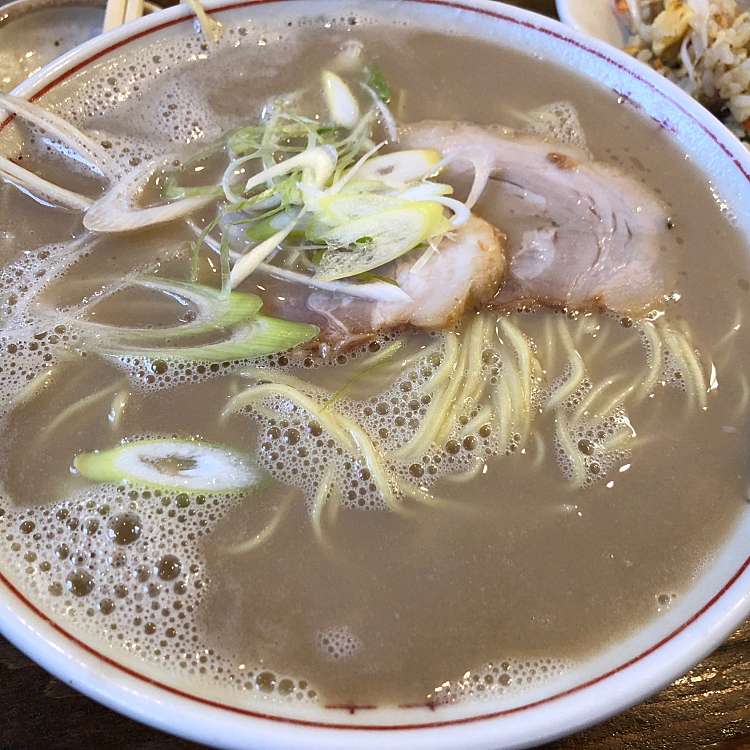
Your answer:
0;8;748;710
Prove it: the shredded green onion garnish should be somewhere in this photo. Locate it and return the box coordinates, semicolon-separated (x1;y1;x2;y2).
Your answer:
153;45;470;296
365;63;392;104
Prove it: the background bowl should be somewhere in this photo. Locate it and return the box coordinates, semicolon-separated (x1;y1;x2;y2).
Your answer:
0;0;160;92
1;1;749;748
555;0;624;46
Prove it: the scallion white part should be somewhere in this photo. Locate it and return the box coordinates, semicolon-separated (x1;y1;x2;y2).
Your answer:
84;157;216;233
0;154;93;211
322;140;386;198
432;147;493;209
222;153;261;205
399;182;453;201
259;263;412;302
431;196;470;227
75;438;256;492
361;82;398;143
243;145;337;194
322;70;360;129
355;149;442;187
0;93;116;177
230;210;305;288
331;40;365;73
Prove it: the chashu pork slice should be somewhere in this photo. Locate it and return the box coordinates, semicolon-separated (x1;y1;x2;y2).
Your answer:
255;214;507;351
399;120;672;314
379;214;506;329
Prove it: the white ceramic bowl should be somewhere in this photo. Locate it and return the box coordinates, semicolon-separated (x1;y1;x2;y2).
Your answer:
555;0;624;46
0;0;161;92
1;2;749;748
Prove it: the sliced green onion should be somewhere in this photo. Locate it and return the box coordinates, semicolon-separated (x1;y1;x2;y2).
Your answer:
0;93;115;177
361;77;397;142
81;278;261;342
353;271;399;285
74;438;256;492
102;314;318;361
322;70;360;129
227;124;265;156
230;210;305;288
399;181;453;201
243;145;337;194
84;157;216;233
244;209;302;243
191;215;220;281
223;154;263;205
230;173;301;214
355;149;441;187
364;64;392;104
432;195;470;227
0;154;93;212
332;40;365;73
185;217;411;302
315;192;405;225
259;263;412;302
321;140;386;199
219;236;231;297
314;202;449;281
162;176;223;201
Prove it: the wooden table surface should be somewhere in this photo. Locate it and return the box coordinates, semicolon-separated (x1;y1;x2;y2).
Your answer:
1;1;749;748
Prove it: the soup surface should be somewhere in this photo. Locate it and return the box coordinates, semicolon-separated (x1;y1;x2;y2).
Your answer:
0;6;748;710
0;3;105;93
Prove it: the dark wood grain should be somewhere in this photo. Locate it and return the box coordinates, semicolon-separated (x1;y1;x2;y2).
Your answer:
1;1;749;748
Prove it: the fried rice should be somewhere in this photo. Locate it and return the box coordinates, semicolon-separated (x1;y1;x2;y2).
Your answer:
615;0;750;144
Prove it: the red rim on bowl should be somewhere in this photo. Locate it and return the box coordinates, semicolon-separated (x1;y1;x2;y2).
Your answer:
0;0;749;744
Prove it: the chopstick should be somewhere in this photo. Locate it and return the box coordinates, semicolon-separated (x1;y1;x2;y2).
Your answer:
124;0;144;23
103;0;144;32
102;0;125;32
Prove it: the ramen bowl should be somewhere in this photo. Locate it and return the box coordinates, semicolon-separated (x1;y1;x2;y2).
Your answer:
0;2;749;748
0;0;160;93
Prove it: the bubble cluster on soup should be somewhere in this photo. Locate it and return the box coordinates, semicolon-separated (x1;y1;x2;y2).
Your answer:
0;7;747;710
